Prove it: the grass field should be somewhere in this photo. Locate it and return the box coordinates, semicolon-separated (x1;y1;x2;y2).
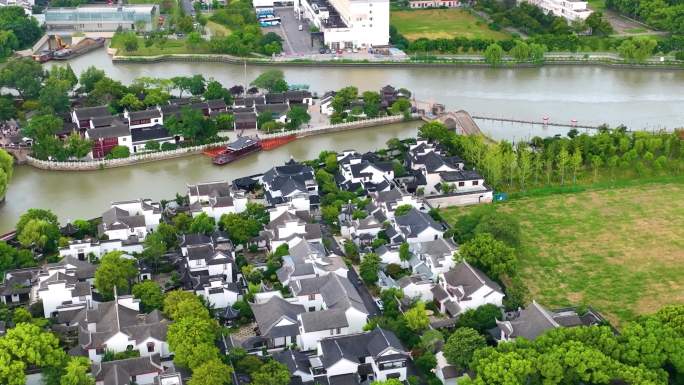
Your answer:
442;179;684;326
391;9;510;41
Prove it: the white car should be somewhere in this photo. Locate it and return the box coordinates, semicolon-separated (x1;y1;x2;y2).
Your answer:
298;24;303;31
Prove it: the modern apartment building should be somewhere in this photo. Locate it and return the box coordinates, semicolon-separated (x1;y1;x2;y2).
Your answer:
294;0;389;50
519;0;592;21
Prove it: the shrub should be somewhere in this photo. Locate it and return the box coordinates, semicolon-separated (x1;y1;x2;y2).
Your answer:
161;142;177;151
107;145;130;159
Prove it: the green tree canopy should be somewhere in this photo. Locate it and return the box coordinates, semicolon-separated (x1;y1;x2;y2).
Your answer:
250;70;288;92
59;357;94;385
94;251;138;299
0;58;45;99
404;301;430;332
187;359;234;385
79;66;106;93
443;327;487;369
167;316;220;369
251;360;291;385
458;233;517;279
189;213;216;235
0;323;67;385
360;252;381;285
132;281;164;313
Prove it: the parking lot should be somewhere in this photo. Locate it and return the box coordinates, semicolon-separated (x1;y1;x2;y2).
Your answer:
261;7;322;55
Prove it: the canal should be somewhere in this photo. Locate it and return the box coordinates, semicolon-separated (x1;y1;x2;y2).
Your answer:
1;50;683;232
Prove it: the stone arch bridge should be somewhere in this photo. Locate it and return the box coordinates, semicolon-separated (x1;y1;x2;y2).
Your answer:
0;145;31;164
413;100;484;136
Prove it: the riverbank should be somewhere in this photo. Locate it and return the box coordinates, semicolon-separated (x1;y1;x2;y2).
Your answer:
24;115;414;171
110;51;684;70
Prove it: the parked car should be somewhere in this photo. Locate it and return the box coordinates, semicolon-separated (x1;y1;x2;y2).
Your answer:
319;47;326;54
375;299;384;311
298;24;303;31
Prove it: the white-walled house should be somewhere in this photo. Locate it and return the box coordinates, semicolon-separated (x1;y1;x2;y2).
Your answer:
261;159;319;209
409;238;458;279
37;271;93;318
98;199;161;241
310;328;409;383
432;262;504;317
276;239;347;285
124;108;163;129
59;238;144;261
69;295;171;363
91;354;166;385
397;275;433;301
291;274;370;351
261;210;323;251
186;180;248;221
392;208;445;244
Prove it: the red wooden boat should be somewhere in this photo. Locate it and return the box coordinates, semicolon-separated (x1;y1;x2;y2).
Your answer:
213;136;262;165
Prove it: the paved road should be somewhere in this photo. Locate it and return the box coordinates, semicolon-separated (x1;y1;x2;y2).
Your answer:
348;268;382;318
266;7;321;55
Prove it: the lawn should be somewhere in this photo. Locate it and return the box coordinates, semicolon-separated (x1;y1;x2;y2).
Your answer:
442;179;684;326
391;9;510;41
110;35;211;56
206;20;232;37
587;0;606;11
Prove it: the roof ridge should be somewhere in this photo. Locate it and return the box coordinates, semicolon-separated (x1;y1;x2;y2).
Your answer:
463;261;485;285
532;300;560;327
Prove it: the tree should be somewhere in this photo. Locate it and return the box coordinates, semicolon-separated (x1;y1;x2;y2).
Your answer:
216;113;235;130
389;98;411;115
343;240;359;262
414;351;437;374
394;204;413;217
457;304;502;333
251;360;291;385
235;354;263;374
0;96;17;122
420;329;444;353
60;357;94;385
49;64;78;90
166;107;217;142
167;317;220;369
360;252;381;284
370;380;403;385
17;218;61;253
0;322;67;385
324;153;338;173
0;149;13;201
404;301;430;331
443;327;486;369
79;66;105;93
557;146;569;185
509;40;530;61
585;11;613;35
189;213;216;235
0;30;18;59
570;147;583;184
188;75;207;96
484;43;504;66
0;6;40;47
187;31;203;50
145;140;161;151
107;145;130;159
286;106;311;129
119;93;144;111
250;70;288;92
64;133;92;159
204;80;232;104
39;78;71;113
458;233;517;279
472;209;521;247
529;43;546;63
163;290;211;320
89;77;126;106
399;242;411;262
0;241;35;276
219;213;262;245
119;31;139;52
94;251;138;299
188;359;233;385
132;281;164;313
618;37;657;63
0;58;45;99
362;91;381;118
